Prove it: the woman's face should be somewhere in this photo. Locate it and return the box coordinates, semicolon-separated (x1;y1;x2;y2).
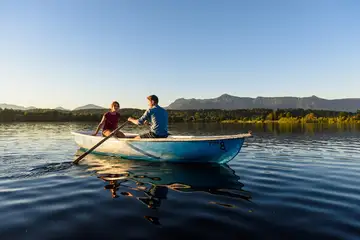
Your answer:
112;103;119;111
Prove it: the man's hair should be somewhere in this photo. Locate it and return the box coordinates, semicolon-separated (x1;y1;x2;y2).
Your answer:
147;95;159;104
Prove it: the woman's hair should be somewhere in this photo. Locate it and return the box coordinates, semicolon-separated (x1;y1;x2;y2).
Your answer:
111;101;120;108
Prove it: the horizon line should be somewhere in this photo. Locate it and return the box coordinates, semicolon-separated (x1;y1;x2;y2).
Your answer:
1;93;360;110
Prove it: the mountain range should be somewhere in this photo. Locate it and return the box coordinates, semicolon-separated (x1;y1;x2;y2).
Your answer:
166;94;360;112
0;103;105;111
0;104;37;111
1;94;360;112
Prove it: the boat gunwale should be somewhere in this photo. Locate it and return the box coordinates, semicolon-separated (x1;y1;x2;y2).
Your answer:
70;131;252;142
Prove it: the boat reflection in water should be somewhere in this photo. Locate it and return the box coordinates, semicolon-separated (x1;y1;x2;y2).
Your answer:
75;150;252;210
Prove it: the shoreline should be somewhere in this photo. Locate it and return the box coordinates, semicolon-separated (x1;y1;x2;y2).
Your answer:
1;120;360;124
220;119;360;124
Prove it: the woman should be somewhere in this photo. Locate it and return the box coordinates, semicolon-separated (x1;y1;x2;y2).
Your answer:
92;101;126;138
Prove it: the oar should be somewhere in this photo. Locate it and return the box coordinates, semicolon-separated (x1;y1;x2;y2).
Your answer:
73;121;128;164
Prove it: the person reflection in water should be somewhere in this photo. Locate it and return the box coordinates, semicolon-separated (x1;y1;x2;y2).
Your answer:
99;174;132;199
137;184;168;209
100;178;121;198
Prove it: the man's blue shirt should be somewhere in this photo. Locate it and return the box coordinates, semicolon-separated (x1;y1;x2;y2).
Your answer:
137;105;168;136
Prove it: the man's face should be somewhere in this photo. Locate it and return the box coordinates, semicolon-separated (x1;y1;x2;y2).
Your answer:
148;99;153;108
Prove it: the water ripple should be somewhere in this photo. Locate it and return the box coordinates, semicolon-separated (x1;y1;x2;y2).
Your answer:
1;123;360;239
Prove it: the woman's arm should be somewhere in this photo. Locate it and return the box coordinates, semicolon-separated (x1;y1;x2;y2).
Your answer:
93;114;106;136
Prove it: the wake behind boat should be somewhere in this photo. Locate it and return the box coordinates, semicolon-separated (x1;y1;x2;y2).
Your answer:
71;131;252;164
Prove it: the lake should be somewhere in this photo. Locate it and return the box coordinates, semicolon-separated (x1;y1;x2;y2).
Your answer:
1;122;360;239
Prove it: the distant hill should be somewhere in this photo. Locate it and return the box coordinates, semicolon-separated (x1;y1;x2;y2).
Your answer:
73;104;106;111
55;107;70;111
166;94;360;112
0;103;106;111
0;103;36;110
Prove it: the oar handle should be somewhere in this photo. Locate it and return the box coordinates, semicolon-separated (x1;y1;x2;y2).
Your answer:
73;121;128;164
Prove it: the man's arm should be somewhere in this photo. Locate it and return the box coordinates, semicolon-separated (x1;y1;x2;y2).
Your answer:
127;117;139;125
128;109;150;125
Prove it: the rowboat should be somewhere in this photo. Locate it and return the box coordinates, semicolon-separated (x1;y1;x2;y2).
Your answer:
71;131;252;164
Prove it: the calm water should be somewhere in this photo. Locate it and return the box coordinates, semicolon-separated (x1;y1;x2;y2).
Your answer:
1;122;360;239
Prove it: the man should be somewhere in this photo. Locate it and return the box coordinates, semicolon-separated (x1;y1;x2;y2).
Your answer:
128;95;168;139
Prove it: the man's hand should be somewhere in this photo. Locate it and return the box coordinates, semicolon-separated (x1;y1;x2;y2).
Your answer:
127;117;138;125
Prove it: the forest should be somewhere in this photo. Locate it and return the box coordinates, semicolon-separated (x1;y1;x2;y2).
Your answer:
1;107;360;124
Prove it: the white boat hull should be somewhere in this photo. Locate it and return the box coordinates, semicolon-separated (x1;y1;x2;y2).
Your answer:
71;131;252;164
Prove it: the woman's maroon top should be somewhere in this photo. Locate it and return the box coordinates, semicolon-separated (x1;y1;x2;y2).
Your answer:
103;112;120;131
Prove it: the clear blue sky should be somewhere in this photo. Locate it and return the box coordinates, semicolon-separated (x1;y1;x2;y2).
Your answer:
1;0;359;110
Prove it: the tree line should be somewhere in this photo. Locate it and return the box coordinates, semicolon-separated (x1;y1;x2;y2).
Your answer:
0;107;360;124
